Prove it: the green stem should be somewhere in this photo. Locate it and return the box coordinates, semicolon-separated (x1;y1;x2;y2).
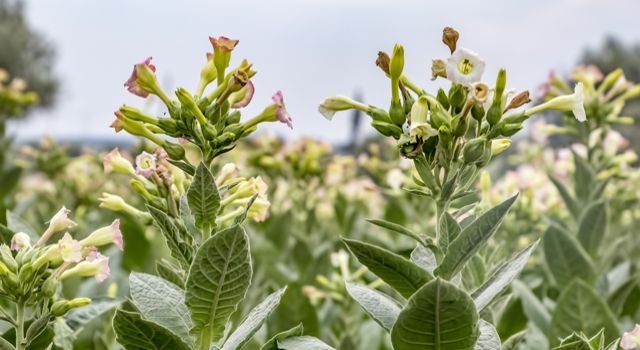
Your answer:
197;328;213;350
15;302;25;350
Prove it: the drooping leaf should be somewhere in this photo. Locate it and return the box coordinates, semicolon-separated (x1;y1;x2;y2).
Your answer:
511;280;551;334
258;324;304;350
435;194;518;279
342;238;433;299
390;278;479;350
221;287;287;350
577;200;607;257
187;162;220;229
548;279;618;347
410;244;436;273
277;336;335;350
112;309;191;350
345;282;402;332
129;272;193;342
475;320;501;350
472;240;539;311
543;224;596;286
185;224;252;342
147;206;194;270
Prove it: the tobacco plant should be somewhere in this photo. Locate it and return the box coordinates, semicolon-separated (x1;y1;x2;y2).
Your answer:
102;36;333;350
318;27;594;349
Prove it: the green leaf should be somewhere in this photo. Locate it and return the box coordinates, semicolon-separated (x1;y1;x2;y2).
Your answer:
277;336;335;350
168;159;195;176
573;152;595;202
543;224;596;286
435;194;518;279
472;240;539;311
577;201;607;257
390;278;479;350
366;219;428;247
147;206;194;270
129;272;193;342
342;238;433;299
185;224;252;342
112;308;191;350
155;259;186;289
0;337;14;350
410;244;436;273
180;195;201;243
438;212;461;251
187;162;220;229
345;282;402;332
511;280;551;334
65;299;120;330
53;318;75;350
221;287;287;350
6;211;38;241
548;279;619;347
25;313;52;347
0;224;14;246
502;330;527;350
475;320;501;350
549;175;580;219
258;324;304;350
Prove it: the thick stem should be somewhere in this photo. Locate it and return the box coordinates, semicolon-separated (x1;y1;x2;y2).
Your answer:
197;328;213;350
15;302;25;350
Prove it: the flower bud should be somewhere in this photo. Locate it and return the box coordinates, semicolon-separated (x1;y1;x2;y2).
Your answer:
52;298;91;317
371;121;403;138
199;55;218;88
11;232;31;251
176;87;208;125
463;138;488;164
80;219;123;251
500;123;523;137
47;207;77;236
442;27;459;54
0;246;17;272
103;148;136;176
162;141;186;160
216;163;240;187
42;277;58;297
495;68;507;98
471;105;485;121
491;139;512;156
389;100;406;126
486;103;502;126
448;84;466;110
453;115;469;137
436;88;450;110
389;44;404;80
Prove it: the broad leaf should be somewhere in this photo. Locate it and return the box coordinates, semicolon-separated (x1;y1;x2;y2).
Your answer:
543;225;596;286
577;200;607;257
53;319;75;350
180;195;201;243
410;244;436;273
185;224;252;342
187;162;220;229
472;240;539;311
112;309;191;350
391;278;479;350
342;238;433;299
147;206;194;270
129;272;193;341
512;280;551;334
277;336;335;350
548;280;618;347
221;287;287;350
7;211;38;241
25;313;52;347
345;282;402;332
475;320;500;350
258;324;304;350
435;194;517;279
502;330;527;350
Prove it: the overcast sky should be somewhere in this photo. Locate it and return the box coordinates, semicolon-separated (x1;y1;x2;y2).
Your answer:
8;0;640;144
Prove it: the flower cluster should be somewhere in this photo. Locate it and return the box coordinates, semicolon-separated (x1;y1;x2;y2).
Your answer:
0;69;38;117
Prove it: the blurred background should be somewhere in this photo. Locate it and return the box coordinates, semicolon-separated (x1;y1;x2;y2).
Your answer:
3;0;640;146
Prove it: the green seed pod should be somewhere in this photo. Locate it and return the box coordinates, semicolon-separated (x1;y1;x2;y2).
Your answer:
367;106;391;123
463;138;488;164
430;108;451;130
162;141;186;160
52;298;91;317
389;100;406;126
453;116;469;137
226;110;241;125
448;84;466;110
436;88;450;111
471;105;485;121
500;123;523;137
42;277;58;298
486;103;502;126
371;121;403;138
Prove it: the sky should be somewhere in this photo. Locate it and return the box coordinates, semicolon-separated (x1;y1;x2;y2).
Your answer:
8;0;640;144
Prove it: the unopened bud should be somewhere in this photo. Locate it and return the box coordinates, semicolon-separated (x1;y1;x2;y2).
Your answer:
500;123;523;137
486;104;502;126
436;88;450;110
371;121;403;138
471;105;485;121
491;139;512;155
52;298;91;317
463;138;488;164
162;141;186;160
448;84;466;109
389;44;405;80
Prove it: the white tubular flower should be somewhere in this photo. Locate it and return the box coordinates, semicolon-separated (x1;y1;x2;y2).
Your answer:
41;207;78;246
247;196;271;222
621;324;640;350
318;95;369;120
80;219;123;250
10;232;31;251
61;250;110;283
216;163;240;187
409;96;438;139
57;233;83;263
135;151;157;178
103;148;135;176
525;83;586;122
446;48;486;85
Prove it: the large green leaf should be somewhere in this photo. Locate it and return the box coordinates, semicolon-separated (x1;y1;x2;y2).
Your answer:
410;244;436;273
0;337;14;350
221;287;286;350
277;336;335;350
475;320;500;350
390;278;479;350
548;280;618;347
435;195;517;279
112;308;191;350
472;240;539;311
345;282;402;332
258;324;304;350
577;200;607;257
187;162;220;229
543;225;596;286
511;280;551;334
129;272;193;342
185;224;252;342
53;318;75;350
342;238;433;299
147;206;194;270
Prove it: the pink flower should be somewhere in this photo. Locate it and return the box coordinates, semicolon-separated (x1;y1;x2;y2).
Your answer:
86;250;111;283
272;91;293;129
80;219;124;250
621;324;640;350
231;81;255;108
209;36;239;52
58;233;83;263
135;151;157;178
124;57;156;98
103;148;135;176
